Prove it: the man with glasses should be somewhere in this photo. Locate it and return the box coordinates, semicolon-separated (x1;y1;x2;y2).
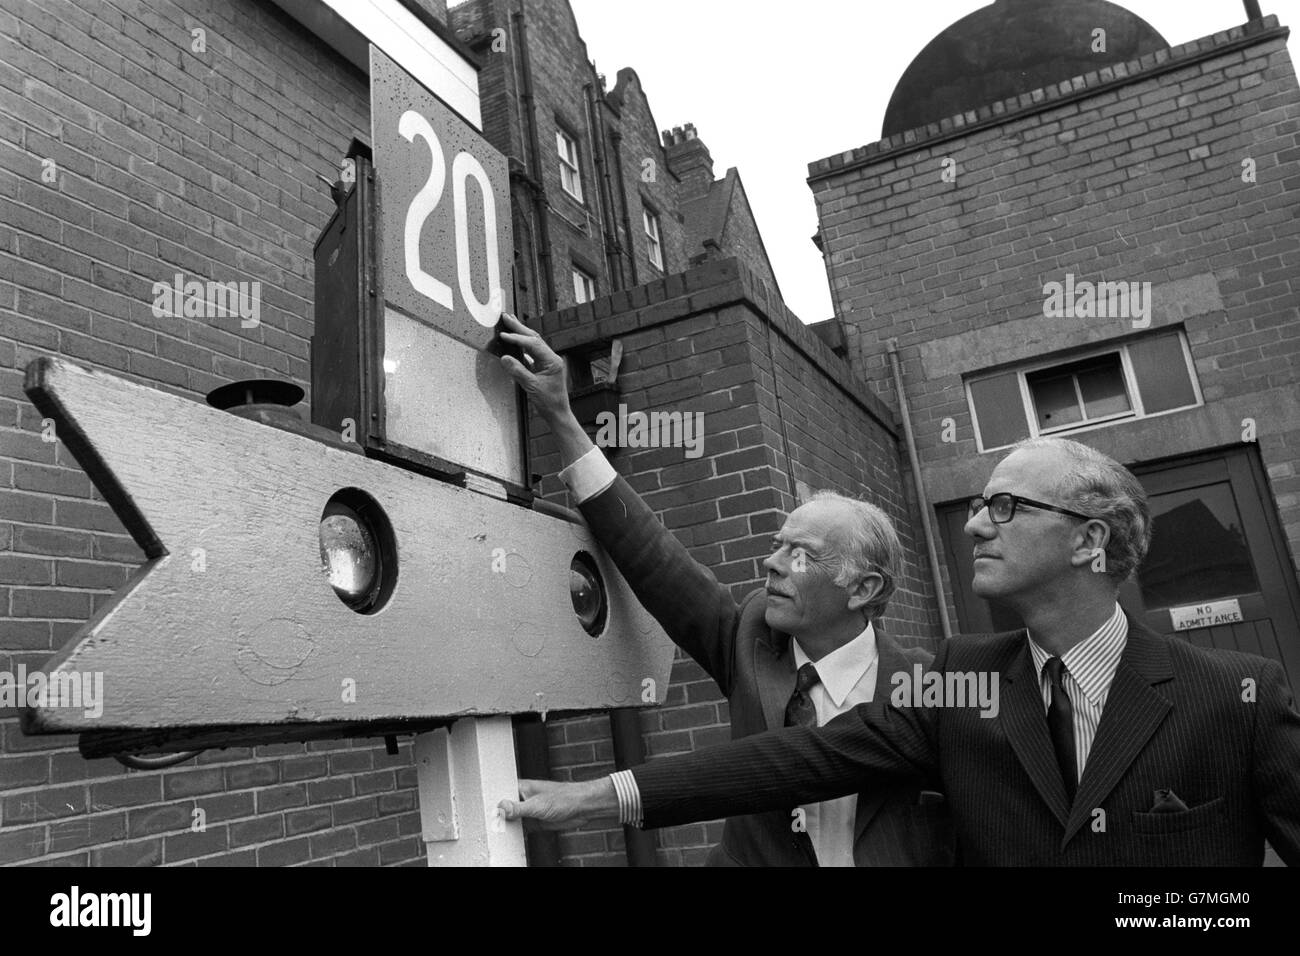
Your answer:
496;314;953;866
501;430;1300;865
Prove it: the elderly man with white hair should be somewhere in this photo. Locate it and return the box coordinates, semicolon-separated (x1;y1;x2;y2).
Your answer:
496;313;953;866
499;318;1300;866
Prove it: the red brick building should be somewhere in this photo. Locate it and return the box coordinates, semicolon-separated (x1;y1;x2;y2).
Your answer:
0;0;936;867
447;0;781;316
808;2;1300;702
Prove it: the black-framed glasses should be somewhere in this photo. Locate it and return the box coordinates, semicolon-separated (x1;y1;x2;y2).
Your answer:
967;493;1093;525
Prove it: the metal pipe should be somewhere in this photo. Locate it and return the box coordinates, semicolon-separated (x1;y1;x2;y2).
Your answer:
585;80;624;290
512;10;556;312
886;338;954;641
1244;0;1263;20
608;709;658;866
609;130;639;288
512;714;561;866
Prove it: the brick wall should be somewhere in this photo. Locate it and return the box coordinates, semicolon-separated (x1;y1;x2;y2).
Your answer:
809;19;1300;593
606;67;687;282
450;0;779;326
0;0;428;866
527;259;939;864
714;174;782;300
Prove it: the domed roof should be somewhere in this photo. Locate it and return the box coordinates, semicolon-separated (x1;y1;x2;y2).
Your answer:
883;0;1168;137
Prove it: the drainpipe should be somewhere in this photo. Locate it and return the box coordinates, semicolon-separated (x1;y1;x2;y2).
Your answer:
1243;0;1263;19
887;339;954;641
512;9;556;311
585;79;624;290
608;129;639;288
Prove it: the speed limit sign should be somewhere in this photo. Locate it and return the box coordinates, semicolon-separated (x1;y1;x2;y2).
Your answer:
369;46;522;486
371;46;512;350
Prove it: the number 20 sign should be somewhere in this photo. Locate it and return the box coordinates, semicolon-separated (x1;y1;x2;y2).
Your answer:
371;47;513;350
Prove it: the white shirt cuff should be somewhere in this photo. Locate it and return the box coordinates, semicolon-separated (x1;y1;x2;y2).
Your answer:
558;446;617;505
609;770;643;828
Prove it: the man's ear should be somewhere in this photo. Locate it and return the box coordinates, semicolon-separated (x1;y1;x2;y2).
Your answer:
846;572;884;614
1069;519;1111;570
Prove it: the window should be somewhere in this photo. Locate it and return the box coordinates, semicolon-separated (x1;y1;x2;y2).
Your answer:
572;265;596;304
966;329;1202;452
1027;354;1131;432
556;128;583;201
643;207;663;270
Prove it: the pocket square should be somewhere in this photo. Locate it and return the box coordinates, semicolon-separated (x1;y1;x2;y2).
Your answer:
918;790;945;806
1149;788;1189;813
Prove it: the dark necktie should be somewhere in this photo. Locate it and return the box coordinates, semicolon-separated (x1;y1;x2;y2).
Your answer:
785;662;821;728
1044;657;1078;802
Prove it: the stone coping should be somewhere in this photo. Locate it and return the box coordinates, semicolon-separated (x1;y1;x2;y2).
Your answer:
808;16;1288;182
536;257;900;437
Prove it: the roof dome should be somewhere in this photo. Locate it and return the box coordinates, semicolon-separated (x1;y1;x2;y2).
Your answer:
882;0;1168;137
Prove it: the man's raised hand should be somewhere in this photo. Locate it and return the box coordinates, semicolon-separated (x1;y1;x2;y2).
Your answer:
497;313;570;424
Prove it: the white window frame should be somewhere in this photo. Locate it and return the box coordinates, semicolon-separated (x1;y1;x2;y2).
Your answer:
572;265;596;304
966;331;1204;453
643;206;663;270
557;128;583;202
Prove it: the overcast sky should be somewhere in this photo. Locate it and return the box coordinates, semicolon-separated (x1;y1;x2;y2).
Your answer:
567;0;1300;324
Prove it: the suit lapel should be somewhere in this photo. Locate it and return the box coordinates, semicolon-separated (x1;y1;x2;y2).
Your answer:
1061;621;1173;847
854;627;905;842
999;632;1073;828
756;628;795;732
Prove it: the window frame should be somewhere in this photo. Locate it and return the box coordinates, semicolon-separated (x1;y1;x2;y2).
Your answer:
966;330;1204;453
556;126;584;202
572;264;596;305
1022;350;1136;435
643;204;664;271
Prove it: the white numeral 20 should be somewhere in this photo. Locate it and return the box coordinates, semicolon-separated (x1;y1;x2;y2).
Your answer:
399;109;502;327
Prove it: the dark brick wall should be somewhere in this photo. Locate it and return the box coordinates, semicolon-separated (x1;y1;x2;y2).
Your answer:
716;175;781;299
450;0;779;323
0;0;427;866
527;259;939;864
605;68;686;282
809;21;1300;602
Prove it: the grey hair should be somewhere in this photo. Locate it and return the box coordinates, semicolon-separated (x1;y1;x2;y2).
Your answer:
808;491;903;621
1008;437;1152;586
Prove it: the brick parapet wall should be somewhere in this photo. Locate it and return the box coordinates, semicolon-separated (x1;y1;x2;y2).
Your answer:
808;24;1300;583
808;16;1288;181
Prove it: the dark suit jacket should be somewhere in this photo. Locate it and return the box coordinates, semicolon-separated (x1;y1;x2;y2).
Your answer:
580;475;954;866
630;616;1300;865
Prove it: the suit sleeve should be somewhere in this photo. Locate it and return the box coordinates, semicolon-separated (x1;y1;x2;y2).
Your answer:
578;475;741;694
1252;659;1300;865
631;652;946;829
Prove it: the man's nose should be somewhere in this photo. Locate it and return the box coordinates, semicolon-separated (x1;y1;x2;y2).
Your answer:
762;550;783;575
964;509;996;540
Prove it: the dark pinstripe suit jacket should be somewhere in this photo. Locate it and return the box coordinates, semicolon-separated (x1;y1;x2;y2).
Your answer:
630;617;1300;865
579;475;954;866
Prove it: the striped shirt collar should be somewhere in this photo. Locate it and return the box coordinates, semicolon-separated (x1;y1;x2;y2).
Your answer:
1027;603;1129;708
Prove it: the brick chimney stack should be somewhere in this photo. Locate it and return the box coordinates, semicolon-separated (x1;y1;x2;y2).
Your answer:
662;123;714;200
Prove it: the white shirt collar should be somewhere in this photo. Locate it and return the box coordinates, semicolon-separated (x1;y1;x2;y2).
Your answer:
792;621;879;709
